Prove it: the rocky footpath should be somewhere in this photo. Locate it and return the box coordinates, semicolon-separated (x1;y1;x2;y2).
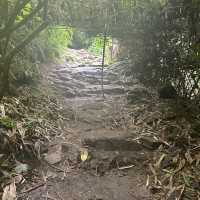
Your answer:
2;49;200;200
19;49;153;200
38;49;200;200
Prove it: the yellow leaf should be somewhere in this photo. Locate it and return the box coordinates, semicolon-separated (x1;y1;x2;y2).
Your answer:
80;148;88;162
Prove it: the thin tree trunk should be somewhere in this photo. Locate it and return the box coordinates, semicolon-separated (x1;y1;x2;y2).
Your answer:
101;27;107;98
0;0;49;99
6;22;48;60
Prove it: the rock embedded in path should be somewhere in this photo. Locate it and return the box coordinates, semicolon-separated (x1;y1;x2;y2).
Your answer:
44;143;81;165
61;143;80;163
44;144;62;164
83;137;144;151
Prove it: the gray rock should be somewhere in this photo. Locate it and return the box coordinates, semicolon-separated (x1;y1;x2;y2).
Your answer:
44;144;62;164
44;143;81;164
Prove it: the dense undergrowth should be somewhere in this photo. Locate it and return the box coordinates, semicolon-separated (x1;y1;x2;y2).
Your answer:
35;26;73;61
0;87;65;197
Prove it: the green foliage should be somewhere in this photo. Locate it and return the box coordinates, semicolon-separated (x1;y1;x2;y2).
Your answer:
0;117;16;129
0;0;50;96
0;0;73;96
88;36;113;64
70;30;91;49
88;36;104;55
38;26;73;60
16;2;32;22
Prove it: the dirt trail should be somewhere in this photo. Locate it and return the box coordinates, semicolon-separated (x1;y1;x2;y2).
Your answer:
22;49;152;200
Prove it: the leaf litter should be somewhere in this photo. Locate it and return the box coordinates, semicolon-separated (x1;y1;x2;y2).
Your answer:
0;88;65;199
125;97;200;199
1;70;200;200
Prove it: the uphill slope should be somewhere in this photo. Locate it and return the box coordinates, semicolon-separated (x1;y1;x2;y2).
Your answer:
21;49;152;200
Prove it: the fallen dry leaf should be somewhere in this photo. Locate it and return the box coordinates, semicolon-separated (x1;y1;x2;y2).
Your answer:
80;148;88;162
2;182;16;200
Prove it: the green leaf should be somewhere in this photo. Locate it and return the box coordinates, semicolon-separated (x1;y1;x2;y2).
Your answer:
0;117;16;129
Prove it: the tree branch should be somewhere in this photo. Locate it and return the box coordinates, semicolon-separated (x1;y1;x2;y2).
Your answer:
6;22;48;60
0;0;31;39
11;1;44;33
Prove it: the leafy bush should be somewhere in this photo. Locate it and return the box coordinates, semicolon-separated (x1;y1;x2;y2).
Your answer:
24;26;74;64
70;30;91;49
37;26;73;61
9;26;73;88
88;36;104;55
88;36;113;64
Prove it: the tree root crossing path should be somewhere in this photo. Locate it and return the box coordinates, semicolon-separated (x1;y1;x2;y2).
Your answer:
24;49;153;200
